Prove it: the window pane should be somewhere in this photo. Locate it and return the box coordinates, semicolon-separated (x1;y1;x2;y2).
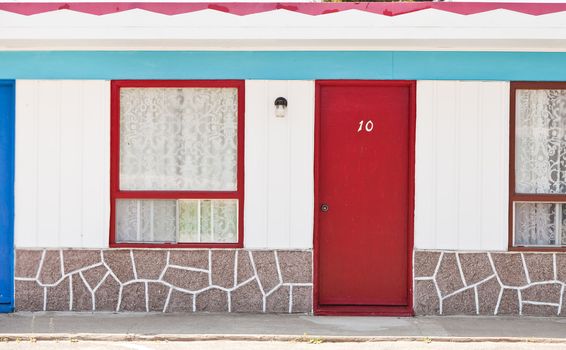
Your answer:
178;199;238;243
116;199;238;243
515;89;566;194
116;200;176;243
514;202;561;246
212;200;238;243
119;88;238;191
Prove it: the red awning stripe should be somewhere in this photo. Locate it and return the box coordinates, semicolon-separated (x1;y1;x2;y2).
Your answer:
0;2;566;17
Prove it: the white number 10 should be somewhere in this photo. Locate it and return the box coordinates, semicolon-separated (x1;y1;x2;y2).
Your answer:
357;120;374;133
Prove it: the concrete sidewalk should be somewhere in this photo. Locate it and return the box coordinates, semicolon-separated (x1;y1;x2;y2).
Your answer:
1;313;566;343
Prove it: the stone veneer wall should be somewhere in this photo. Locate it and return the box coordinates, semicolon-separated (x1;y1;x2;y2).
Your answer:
15;249;312;313
414;251;566;316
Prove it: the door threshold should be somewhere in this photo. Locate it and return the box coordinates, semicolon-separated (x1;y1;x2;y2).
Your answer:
314;304;413;316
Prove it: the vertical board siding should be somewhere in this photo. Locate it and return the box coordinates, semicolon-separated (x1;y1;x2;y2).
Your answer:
415;81;509;251
15;81;110;248
245;81;314;249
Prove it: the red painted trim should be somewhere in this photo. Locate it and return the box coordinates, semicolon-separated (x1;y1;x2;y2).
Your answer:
508;82;566;252
110;80;245;249
313;80;415;317
1;2;566;17
315;306;413;317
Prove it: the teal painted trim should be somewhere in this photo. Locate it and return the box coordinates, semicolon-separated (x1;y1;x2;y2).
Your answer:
0;51;565;80
392;51;566;81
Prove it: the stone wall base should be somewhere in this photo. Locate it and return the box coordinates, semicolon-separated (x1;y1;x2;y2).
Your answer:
15;249;312;313
414;250;566;316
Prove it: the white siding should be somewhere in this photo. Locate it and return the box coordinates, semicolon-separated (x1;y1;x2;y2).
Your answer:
15;80;110;248
415;81;509;251
244;81;314;249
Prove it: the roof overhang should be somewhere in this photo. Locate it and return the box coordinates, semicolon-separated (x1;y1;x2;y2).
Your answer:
2;2;566;51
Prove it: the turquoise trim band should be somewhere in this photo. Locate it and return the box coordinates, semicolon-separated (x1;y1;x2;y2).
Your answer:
0;51;564;80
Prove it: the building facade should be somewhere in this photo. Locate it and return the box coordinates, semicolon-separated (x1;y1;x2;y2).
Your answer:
1;2;566;316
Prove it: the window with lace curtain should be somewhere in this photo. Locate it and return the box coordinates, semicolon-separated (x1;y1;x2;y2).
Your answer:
511;83;566;248
110;81;244;247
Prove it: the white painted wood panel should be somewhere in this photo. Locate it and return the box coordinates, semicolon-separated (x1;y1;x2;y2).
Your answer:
245;81;314;249
15;80;110;248
415;81;509;251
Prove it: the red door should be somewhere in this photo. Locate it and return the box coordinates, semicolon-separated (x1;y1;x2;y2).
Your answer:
314;81;415;315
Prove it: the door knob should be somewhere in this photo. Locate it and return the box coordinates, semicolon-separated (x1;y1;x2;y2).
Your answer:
320;204;329;212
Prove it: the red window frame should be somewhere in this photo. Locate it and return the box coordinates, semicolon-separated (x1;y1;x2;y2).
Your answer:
110;80;245;248
509;82;566;252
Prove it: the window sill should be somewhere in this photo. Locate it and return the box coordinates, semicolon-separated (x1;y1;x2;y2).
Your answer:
109;242;243;249
508;245;566;252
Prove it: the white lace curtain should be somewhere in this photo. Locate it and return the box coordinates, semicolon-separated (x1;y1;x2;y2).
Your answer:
515;89;566;246
119;87;238;191
116;87;239;243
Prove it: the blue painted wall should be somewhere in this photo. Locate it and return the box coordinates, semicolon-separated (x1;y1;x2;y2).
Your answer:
0;51;564;80
0;81;14;313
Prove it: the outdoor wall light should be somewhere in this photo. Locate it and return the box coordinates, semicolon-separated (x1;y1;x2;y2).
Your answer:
274;97;288;118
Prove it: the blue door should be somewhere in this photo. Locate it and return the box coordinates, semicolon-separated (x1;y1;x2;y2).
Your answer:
0;81;14;313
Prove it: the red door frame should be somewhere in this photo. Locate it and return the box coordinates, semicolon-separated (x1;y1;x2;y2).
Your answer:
313;80;416;316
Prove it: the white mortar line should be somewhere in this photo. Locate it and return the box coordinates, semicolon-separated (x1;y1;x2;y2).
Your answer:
558;283;565;316
522;300;560;307
192;292;196;312
487;253;504;287
35;250;46;280
42;286;47;311
130;250;138;280
78;271;95;311
438;274;496;300
163;288;172;313
432;252;444;279
234;276;257;290
116;285;123;312
227;291;232;312
248;251;265;296
37;274;75;288
553;253;558;282
433;279;442;315
517;280;563;289
79;271;94;294
167;265;209;273
265;283;282;298
158;266;169;282
289;285;293;313
101;260;122;288
93;271;111;293
154;251;170;282
281;283;313;287
518;289;523;315
494;287;504;315
68;275;73;311
144;282;149;312
64;262;105;277
414;277;435;281
521;253;531;284
440;285;475;300
274;251;283;285
455;253;467;286
474;286;479;315
14;277;37;281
